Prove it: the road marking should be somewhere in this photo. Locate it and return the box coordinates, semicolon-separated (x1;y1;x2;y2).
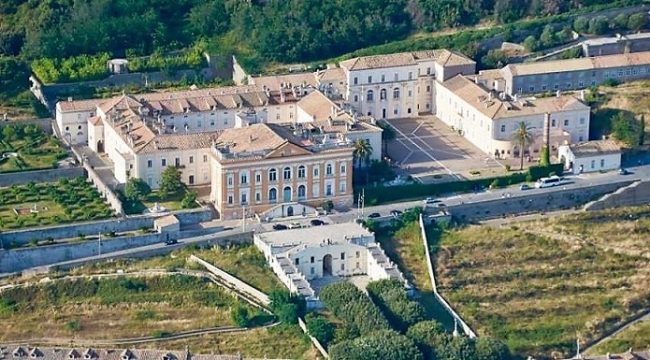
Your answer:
410;121;424;135
385;121;459;179
401;150;415;163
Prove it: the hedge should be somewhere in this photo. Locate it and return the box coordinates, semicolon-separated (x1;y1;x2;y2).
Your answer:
329;330;423;360
357;164;563;205
367;279;426;332
319;282;390;337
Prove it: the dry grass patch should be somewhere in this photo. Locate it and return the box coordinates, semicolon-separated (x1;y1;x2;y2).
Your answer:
436;222;650;359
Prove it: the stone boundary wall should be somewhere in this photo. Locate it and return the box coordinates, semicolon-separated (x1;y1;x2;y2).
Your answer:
447;181;633;222
0;118;53;133
419;215;477;338
584;180;650;211
190;254;270;306
0;232;163;273
0;207;212;245
298;317;330;359
0;167;84;187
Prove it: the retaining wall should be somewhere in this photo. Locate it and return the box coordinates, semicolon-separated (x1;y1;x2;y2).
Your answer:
584;180;650;211
0;207;212;246
448;181;633;222
0;233;163;273
0;167;84;187
419;215;476;338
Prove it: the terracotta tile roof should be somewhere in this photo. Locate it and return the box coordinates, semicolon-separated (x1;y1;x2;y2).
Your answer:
99;95;144;114
316;68;346;83
215;123;289;155
413;49;475;66
250;72;317;91
504;51;650;77
566;139;622;156
442;75;589;120
297;91;340;122
138;131;221;154
340;49;475;71
57;98;106;113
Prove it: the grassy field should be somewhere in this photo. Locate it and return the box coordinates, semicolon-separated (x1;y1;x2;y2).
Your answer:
0;274;262;341
590;80;650;144
435;210;650;359
68;244;284;294
0;136;68;173
376;221;455;330
588;320;650;355
0;177;113;232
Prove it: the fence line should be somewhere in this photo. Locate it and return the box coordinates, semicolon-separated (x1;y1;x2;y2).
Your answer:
419;214;477;338
298;317;330;359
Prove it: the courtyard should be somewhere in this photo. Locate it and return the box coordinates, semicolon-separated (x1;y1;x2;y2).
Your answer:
384;116;510;183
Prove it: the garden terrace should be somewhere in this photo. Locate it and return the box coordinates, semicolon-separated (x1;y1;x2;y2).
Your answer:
435;219;650;359
0;124;68;173
0;177;113;231
0;274;267;341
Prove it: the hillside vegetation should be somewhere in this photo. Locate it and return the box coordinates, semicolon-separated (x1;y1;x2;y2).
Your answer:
435;207;650;359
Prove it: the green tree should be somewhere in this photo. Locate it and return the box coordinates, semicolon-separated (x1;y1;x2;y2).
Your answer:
613;13;629;29
628;13;648;31
511;121;534;170
377;121;395;157
181;190;197;209
305;313;335;345
0;57;28;98
522;36;538;52
588;16;609;35
406;320;449;358
159;166;183;196
540;146;550;167
540;25;556;48
639;115;646;145
231;304;250;327
475;338;512;360
481;49;508;69
611;112;642;147
352;138;373;170
124;177;151;201
573;17;589;33
2;126;16;142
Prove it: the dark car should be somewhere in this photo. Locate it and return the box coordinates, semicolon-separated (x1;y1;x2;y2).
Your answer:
310;219;326;226
367;212;381;218
390;209;403;217
272;224;288;231
619;168;631;175
164;239;178;245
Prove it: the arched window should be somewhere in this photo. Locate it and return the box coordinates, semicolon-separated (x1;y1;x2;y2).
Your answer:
366;90;374;102
283;166;291;180
298;165;306;178
326;163;333;176
269;168;277;182
268;188;277;202
380;89;387;100
298;185;306;199
393;87;400;99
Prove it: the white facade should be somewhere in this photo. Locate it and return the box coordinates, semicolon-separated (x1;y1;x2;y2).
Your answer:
55;99;102;145
436;76;591;159
558;141;622;174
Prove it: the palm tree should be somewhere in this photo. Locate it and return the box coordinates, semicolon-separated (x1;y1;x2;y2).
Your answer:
352;139;373;170
511;121;534;170
377;121;396;158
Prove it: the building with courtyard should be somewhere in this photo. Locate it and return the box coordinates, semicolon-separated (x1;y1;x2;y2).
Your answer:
254;222;410;308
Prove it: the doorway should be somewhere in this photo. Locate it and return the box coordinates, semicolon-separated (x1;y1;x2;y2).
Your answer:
97;140;104;153
286;206;294;217
323;254;332;276
283;186;292;202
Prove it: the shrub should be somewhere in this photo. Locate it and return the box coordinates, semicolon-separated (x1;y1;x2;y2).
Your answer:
628;12;648;31
319;282;390;336
367;279;426;331
268;289;305;324
65;320;82;332
276;303;299;324
231;304;250;327
133;309;157;321
329;330;423;360
181;190;198;209
124;178;151;201
305;313;335;345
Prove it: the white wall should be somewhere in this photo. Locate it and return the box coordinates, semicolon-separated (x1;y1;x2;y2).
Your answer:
135;148;212;188
558;146;621;174
56;106;94;144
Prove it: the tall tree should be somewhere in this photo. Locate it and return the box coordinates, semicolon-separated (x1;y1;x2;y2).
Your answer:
159;166;183;196
511;121;534;170
352;138;373;170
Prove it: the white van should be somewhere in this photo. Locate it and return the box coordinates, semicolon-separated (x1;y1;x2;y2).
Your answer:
534;175;566;189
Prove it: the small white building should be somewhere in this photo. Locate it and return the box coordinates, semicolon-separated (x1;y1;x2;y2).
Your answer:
254;222;409;308
558;140;622;174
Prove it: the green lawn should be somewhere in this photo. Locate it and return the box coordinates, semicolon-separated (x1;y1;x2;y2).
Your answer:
0;177;114;232
588;320;650;355
435;222;650;358
0;274;265;341
123;188;198;215
0;136;68;173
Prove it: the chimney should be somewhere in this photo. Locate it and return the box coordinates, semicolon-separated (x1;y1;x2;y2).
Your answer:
513;94;519;102
331;106;337;115
580;90;586;101
67;97;73;102
488;92;493;101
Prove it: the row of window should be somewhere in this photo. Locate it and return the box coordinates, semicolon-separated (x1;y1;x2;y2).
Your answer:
498;118;586;133
295;251;361;266
227;163;345;187
147;154;208;168
226;181;346;205
353;85;431;103
353;71;416;85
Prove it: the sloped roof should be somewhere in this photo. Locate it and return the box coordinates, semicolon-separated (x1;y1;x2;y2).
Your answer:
57;98;106;113
340;49;475;71
504;51;650;77
297;90;340;122
566;139;622;157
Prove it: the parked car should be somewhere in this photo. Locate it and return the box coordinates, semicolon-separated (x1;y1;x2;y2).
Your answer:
310;219;325;226
272;224;288;231
390;209;403;217
367;212;381;218
437;203;446;207
164;239;178;245
288;222;302;229
618;168;631;175
519;184;531;191
424;197;440;204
